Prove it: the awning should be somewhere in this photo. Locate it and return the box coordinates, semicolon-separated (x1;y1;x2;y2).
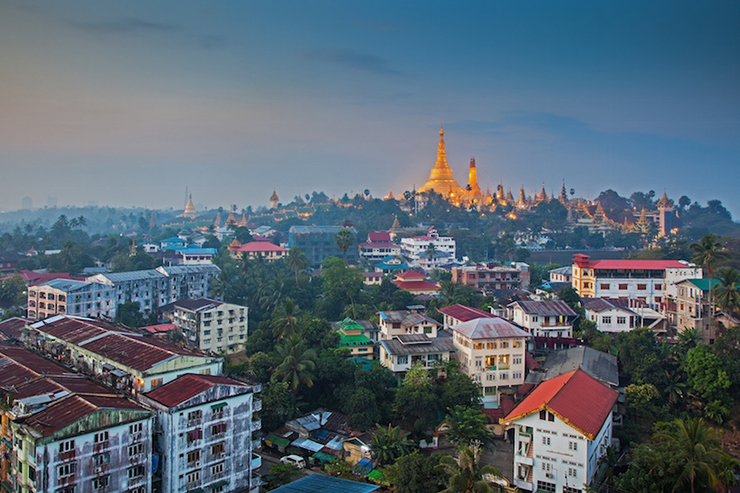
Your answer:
311;451;335;463
211;402;227;410
265;433;290;449
210;480;228;489
111;369;126;377
291;437;323;452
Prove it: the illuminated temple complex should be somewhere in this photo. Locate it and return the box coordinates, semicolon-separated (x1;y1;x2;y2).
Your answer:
417;126;465;203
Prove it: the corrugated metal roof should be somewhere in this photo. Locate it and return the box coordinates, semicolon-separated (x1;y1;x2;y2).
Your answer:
158;264;220;275
380;336;455;356
271;474;379;493
145;373;248;407
451;318;530;340
590;259;688;270
0;317;29;339
92;269;167;282
582;298;635;314
438;304;491;322
510;300;577;316
173;298;223;311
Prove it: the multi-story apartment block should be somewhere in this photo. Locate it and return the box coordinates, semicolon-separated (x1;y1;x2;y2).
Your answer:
502;369;618;493
86;265;220;315
571;254;700;309
399;226;455;261
0;346;154;493
508;300;577;338
450;317;529;406
358;231;401;264
451;262;530;292
288;225;358;266
27;279;116;321
670;278;719;343
171;299;248;354
378;310;441;340
29;315;223;393
228;241;288;262
140;373;263;493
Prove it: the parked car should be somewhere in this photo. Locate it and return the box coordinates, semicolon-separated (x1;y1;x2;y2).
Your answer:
280;454;306;469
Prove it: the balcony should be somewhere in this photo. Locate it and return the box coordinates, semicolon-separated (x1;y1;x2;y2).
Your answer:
250;475;262;490
250;454;262;470
250;420;262;432
253;399;262;412
252;439;261;450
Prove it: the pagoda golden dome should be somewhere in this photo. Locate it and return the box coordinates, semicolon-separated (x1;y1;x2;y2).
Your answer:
417;126;464;202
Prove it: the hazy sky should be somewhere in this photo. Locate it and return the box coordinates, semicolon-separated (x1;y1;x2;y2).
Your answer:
1;1;739;214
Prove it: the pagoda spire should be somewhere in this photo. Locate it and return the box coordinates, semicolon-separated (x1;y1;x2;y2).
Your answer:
180;193;197;219
462;157;483;206
416;125;464;202
560;179;568;203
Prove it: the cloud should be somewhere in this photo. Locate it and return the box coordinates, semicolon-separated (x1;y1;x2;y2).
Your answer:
308;48;401;76
71;17;182;34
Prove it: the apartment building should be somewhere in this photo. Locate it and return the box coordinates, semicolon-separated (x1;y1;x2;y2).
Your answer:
29;315;223;393
399;226;455;260
171;299;248;354
287;225;358;266
571;254;700;309
379;333;456;374
378;309;441;340
502;369;618;493
437;303;491;330
508;300;577;338
670;278;720;343
451;262;530;292
27;279;116;321
358;231;401;264
140;374;263;493
450;317;529;406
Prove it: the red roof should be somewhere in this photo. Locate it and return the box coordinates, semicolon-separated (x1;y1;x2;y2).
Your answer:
141;323;177;334
359;242;399;249
438;304;491;322
0;317;29;339
368;232;391;242
146;373;247;407
502;369;618;439
451;317;530;340
392;280;440;292
2;270;82;285
588;259;687;270
230;241;287;253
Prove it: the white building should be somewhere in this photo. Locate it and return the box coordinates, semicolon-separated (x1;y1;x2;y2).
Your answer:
379;334;456;374
581;298;637;333
502;369;618;493
29;315;223;393
508;300;577;338
399;226;455;261
437;304;492;331
450;317;529;406
27;279;116;321
171;299;248;354
378;310;441;340
140;373;263;493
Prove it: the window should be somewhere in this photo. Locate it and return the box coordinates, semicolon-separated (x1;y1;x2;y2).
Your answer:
532;316;538;322
655;284;662;290
539;410;547;420
548;412;555;422
618;284;628;290
150;378;163;389
486;342;497;349
568;467;578;477
600;284;610;290
569;441;578;451
127;465;145;479
499;372;509;380
186;471;200;484
94;431;109;443
617;317;626;325
475;359;482;367
212;423;227;435
500;341;508;348
130;423;143;434
512;340;521;348
29;466;36;482
211;442;225;457
58;462;76;478
474;343;483;350
513;355;522;365
188;410;203;424
512;371;522;380
187;450;201;464
92;476;109;490
397;355;408;365
637;284;647;290
128;444;144;457
211;462;224;475
59;440;75;453
213;406;224;419
424;327;432;334
187;429;203;444
542;436;551;445
128;488;146;493
537;481;556;492
602;316;611;324
56;488;75;493
93;453;110;466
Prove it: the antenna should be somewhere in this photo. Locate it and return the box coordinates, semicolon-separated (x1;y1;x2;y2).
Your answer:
184;186;189;208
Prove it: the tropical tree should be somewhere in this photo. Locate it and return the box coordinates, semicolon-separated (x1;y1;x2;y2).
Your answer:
270;298;301;340
437;441;503;493
286;246;309;283
370;424;414;466
384;451;446;493
335;228;354;265
712;267;740;315
446;406;493;448
273;334;317;393
690;234;730;335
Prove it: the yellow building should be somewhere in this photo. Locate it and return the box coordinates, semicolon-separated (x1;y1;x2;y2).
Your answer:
417;126;464;203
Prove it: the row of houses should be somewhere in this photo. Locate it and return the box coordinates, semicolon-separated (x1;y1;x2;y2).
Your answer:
0;316;262;493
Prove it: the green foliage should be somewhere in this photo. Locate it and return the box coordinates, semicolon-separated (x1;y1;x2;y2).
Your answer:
335;228;355;264
615;327;664;387
324;459;364;481
265;462;302;490
683;344;731;421
0;274;27;307
712;267;740;314
616;418;738;493
318;258;364;320
445;405;493;448
436;442;503;493
261;381;303;432
371;424;414;465
345;388;381;431
273;335;317;393
384;451;446;493
114;301;156;328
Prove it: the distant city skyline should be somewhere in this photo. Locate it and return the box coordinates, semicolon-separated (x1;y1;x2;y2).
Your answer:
1;1;739;215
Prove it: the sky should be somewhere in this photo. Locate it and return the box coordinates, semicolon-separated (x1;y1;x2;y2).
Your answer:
1;1;739;215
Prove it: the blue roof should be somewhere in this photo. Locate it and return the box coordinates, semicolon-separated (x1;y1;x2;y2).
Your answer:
180;248;217;255
272;475;379;493
161;237;186;244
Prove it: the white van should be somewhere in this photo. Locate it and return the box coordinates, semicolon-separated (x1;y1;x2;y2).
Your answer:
280;454;306;469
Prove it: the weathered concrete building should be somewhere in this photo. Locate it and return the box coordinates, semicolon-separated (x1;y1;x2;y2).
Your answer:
169;298;248;355
140;374;263;493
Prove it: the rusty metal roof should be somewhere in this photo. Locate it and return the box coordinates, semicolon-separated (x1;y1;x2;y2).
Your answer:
0;317;29;339
146;373;248;408
509;300;577;317
451;317;530;340
0;346;71;389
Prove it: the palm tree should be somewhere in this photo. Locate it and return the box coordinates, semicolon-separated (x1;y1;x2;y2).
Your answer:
270;298;301;340
335;228;354;265
272;335;317;394
690;234;730;338
437;441;504;493
655;417;737;493
712;267;740;316
286;247;308;283
370;424;413;466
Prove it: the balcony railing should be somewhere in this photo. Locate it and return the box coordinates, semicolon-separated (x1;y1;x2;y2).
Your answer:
253;399;262;412
251;420;262;432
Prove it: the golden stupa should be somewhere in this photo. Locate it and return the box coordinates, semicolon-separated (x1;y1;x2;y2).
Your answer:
461;157;483;206
417;126;464;202
179;194;197;219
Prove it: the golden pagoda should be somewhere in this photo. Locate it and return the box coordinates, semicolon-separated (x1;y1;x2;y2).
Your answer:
213;212;221;228
270;190;279;209
179;194;197;219
417;126;464;203
462;158;483;206
238;212;248;228
226;206;237;226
